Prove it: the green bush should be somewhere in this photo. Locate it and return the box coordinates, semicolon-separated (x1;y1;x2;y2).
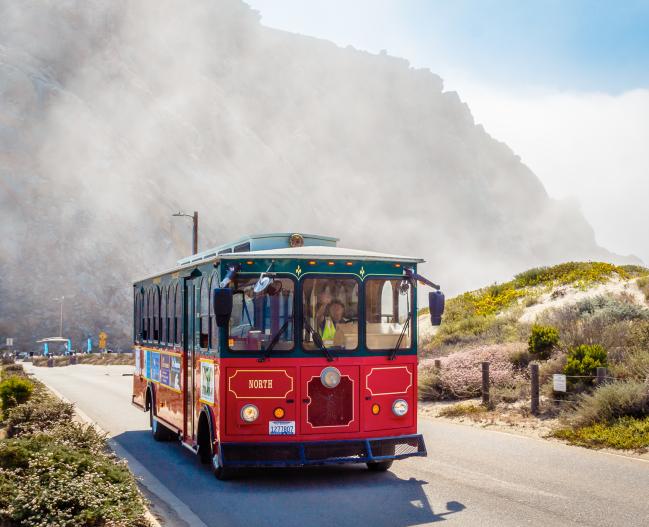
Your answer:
0;376;33;411
569;381;649;427
528;325;559;359
0;436;148;526
552;416;649;450
5;397;74;438
564;344;607;382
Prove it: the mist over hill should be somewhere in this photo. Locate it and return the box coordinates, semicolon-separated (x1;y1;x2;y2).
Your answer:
0;0;636;350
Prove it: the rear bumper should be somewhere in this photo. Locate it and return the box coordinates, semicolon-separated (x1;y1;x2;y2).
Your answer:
218;434;426;468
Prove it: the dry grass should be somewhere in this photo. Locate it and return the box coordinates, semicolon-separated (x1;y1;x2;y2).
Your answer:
438;402;488;418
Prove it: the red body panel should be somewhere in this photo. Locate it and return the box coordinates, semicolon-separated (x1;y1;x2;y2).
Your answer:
133;347;418;446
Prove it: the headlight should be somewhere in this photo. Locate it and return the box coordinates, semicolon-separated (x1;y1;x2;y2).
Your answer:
321;367;341;389
392;399;408;417
240;404;259;422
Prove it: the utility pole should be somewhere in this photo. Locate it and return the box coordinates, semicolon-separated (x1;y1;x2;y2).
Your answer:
53;296;65;338
173;211;199;254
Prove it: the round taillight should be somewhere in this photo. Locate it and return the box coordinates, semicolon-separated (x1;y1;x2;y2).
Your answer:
274;407;285;419
371;403;381;415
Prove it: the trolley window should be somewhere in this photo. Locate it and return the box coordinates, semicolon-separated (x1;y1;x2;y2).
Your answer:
365;278;412;350
228;277;295;352
302;277;359;351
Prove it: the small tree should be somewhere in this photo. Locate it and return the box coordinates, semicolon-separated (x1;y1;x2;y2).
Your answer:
564;344;607;383
528;325;559;359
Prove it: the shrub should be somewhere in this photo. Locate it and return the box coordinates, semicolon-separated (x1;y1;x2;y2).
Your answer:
508;348;532;369
528;325;559;359
0;377;33;411
0;436;148;526
564;344;607;382
514;262;627;289
569;381;649;427
552;416;649;450
637;276;649;303
1;364;25;377
5;397;74;438
419;343;525;400
439;402;488;418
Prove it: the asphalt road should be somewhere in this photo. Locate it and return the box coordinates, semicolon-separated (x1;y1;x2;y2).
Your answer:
26;364;649;527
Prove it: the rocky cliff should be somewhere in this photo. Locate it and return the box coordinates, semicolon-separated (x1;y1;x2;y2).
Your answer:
0;0;633;350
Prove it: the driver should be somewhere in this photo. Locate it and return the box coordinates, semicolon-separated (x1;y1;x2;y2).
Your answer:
321;299;348;343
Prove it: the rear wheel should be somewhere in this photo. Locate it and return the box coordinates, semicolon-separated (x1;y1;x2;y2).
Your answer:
367;441;395;472
367;460;393;472
150;407;173;441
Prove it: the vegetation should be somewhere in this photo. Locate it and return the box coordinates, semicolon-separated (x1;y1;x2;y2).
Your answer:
421;260;649;451
636;276;649;303
564;344;608;383
32;353;134;367
527;325;559;359
0;377;33;412
439;402;488;418
552;417;649;450
419;344;525;401
424;261;647;351
0;364;150;526
569;381;649;428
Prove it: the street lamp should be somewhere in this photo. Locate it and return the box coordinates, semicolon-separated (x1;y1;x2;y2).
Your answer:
172;211;199;255
52;296;73;338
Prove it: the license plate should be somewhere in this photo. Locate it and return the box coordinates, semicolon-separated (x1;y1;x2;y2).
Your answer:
269;420;295;435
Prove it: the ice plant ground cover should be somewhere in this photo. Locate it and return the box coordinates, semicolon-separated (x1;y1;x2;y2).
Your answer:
0;364;150;527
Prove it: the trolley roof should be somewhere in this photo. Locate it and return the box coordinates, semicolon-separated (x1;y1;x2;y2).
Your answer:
134;233;423;284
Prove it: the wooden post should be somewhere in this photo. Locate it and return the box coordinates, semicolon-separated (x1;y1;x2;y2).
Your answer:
596;367;607;386
481;362;490;406
434;359;441;370
530;363;540;415
47;357;54;368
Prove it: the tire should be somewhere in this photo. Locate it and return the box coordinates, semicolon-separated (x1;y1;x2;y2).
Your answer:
213;464;233;481
150;407;173;441
367;460;393;472
211;450;234;481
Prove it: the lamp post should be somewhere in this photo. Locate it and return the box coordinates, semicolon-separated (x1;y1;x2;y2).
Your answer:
173;211;199;255
53;296;65;338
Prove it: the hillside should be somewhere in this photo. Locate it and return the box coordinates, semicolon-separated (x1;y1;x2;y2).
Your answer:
0;0;637;349
419;261;649;450
421;261;649;352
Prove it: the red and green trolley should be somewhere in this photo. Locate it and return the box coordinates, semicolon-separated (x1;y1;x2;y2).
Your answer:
132;233;444;479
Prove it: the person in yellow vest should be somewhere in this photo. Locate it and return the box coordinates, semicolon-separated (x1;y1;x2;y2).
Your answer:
320;299;347;346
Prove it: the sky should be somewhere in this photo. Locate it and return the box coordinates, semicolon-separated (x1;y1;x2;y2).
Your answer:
247;0;649;264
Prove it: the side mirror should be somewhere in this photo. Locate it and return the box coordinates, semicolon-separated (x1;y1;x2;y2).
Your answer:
213;288;233;328
429;290;445;326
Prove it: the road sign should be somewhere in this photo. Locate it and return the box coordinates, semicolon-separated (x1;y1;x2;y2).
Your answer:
553;374;567;392
6;338;13;347
99;331;107;348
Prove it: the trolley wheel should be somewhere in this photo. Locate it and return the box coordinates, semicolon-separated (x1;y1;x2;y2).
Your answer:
150;408;173;442
213;464;233;481
367;460;393;472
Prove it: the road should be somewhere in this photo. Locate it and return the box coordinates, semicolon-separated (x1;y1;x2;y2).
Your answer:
26;364;649;527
